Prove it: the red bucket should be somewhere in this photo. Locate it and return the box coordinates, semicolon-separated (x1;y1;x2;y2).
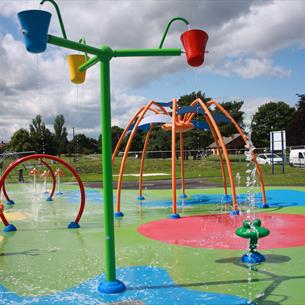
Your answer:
180;29;208;67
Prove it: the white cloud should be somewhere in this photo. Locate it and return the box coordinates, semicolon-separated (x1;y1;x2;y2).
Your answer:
209;57;291;78
213;96;288;125
0;0;304;142
205;0;305;76
242;97;274;116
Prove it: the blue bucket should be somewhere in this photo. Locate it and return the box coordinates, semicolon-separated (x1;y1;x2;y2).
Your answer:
17;10;52;54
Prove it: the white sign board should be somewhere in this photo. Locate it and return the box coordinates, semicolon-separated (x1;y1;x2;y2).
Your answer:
270;130;286;151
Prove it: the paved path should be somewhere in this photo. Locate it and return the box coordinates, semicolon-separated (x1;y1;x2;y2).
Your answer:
85;178;222;190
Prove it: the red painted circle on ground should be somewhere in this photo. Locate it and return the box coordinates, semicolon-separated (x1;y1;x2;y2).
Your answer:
137;213;305;250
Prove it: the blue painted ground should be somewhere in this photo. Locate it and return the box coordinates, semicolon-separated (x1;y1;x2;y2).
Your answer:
257;189;305;207
63;189;305;208
139;190;305;208
64;188;103;204
0;266;249;305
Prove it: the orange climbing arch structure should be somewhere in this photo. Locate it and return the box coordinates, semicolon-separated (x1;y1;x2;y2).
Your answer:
112;98;267;218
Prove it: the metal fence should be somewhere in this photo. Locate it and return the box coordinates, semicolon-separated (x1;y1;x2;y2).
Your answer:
115;145;305;167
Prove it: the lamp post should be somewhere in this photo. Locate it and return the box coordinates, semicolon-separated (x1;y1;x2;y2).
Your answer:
17;0;208;294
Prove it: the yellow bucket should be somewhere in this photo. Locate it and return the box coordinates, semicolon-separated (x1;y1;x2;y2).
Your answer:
67;54;86;84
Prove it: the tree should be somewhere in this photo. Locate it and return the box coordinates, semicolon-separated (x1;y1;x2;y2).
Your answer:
29;115;46;153
219;101;244;125
97;126;125;153
287;94;305;146
8;129;33;152
129;131;145;152
53;114;68;155
216;101;244;136
251;101;295;148
67;134;98;154
178;91;210;107
147;129;171;151
112;126;124;152
97;134;102;153
29;115;56;154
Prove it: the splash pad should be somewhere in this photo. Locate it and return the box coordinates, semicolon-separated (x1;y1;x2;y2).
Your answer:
1;0;302;304
1;184;305;304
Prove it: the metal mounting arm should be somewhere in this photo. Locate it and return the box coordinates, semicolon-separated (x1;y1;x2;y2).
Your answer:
79;37;89;60
159;16;190;49
40;0;68;39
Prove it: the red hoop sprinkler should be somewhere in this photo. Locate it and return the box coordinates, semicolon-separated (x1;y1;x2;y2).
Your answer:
0;203;16;232
0;203;8;226
0;154;85;231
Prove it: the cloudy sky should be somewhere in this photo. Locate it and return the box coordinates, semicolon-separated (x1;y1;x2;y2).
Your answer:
0;0;304;142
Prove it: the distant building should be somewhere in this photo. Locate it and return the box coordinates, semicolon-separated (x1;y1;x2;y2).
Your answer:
208;134;244;154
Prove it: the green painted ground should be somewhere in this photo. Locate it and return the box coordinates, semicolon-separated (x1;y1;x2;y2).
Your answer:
0;184;305;305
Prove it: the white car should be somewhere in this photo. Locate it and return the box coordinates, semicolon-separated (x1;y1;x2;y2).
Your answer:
256;153;282;165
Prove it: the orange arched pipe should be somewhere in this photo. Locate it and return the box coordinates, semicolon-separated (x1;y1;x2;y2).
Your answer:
185;111;228;195
191;99;238;211
184;102;203;124
112;102;168;164
112;106;145;164
185;111;198;125
208;100;266;204
171;98;178;215
205;115;228;195
138;125;153;198
183;110;195;123
116;101;158;213
144;101;169;116
179;132;186;196
181;103;196;122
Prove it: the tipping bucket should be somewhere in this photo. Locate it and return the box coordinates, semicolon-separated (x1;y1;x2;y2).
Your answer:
17;10;52;54
180;29;208;67
67;55;87;84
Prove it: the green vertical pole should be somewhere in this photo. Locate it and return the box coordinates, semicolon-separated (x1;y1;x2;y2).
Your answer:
100;59;115;280
98;58;125;293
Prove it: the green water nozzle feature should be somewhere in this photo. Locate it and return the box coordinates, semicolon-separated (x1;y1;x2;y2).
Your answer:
235;218;270;264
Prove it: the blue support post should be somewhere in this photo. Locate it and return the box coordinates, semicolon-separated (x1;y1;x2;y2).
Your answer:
271;132;274;175
281;131;285;174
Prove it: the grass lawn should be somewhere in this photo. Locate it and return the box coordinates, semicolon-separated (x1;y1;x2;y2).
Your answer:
2;153;305;186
